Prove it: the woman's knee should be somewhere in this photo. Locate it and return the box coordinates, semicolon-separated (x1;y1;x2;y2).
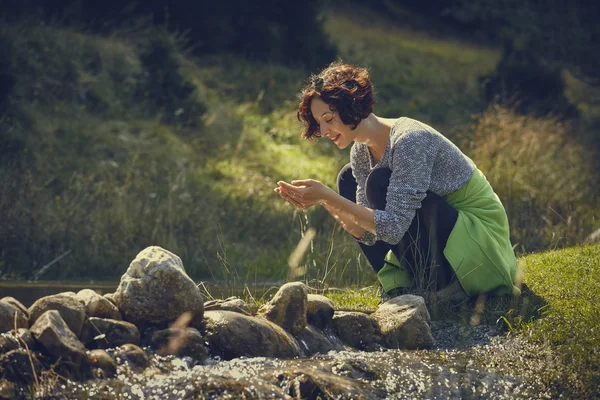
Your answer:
366;168;391;209
337;163;356;201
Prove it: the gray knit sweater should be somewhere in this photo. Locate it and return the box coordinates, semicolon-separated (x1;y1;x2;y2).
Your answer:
351;117;475;245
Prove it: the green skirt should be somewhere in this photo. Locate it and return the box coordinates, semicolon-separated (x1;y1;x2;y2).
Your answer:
443;168;520;296
377;168;520;297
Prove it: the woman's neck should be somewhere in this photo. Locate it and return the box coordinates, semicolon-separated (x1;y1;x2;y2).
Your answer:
355;114;395;163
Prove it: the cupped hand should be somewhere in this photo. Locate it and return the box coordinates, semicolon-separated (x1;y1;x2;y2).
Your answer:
274;179;331;210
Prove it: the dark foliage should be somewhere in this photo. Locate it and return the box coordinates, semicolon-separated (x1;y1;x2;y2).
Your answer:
1;0;335;70
480;46;578;119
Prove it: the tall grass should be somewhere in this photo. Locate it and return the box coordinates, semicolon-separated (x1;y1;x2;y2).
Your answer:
467;107;599;252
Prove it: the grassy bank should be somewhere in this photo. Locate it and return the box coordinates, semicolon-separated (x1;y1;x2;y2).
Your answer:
327;244;600;398
0;4;598;284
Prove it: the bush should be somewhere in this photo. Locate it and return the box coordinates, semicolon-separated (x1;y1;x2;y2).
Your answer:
1;0;336;70
466;107;598;252
479;47;578;119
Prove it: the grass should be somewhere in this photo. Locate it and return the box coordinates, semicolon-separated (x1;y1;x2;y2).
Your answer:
322;244;600;398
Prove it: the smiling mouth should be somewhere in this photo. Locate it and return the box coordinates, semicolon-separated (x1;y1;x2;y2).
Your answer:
331;134;341;143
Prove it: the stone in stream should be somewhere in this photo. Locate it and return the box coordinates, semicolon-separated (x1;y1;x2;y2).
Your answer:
331;311;383;350
80;317;140;349
0;329;33;353
113;246;204;329
28;293;86;337
294;324;345;356
371;294;434;349
114;343;150;371
0;301;28;334
77;289;122;320
203;310;303;360
306;294;335;330
30;310;89;368
88;349;117;378
150;327;208;361
258;281;308;335
0;348;42;387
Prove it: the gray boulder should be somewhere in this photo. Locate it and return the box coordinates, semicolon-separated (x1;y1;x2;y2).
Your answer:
294;324;344;356
30;310;88;367
114;246;204;328
372;294;434;349
331;311;382;350
0;301;28;333
80;317;140;349
1;297;29;318
151;327;208;361
77;289;122;320
28;293;86;337
258;282;307;335
306;294;335;330
204;310;302;360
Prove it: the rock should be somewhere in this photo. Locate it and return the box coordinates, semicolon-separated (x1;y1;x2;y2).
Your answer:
0;301;28;334
30;310;88;367
203;310;302;360
258;282;308;335
204;297;252;315
88;349;117;378
80;317;140;349
77;289;122;320
0;349;42;386
372;294;434;349
28;293;86;337
584;228;600;244
331;311;382;350
0;333;19;353
113;246;204;328
103;293;117;306
114;343;149;371
0;379;16;400
16;328;34;349
151;327;208;361
294;324;344;356
306;294;335;330
1;297;29;318
0;329;33;354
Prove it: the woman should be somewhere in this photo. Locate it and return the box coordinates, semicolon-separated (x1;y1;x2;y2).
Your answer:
275;62;521;300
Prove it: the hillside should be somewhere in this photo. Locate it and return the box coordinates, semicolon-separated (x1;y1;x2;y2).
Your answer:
0;4;598;283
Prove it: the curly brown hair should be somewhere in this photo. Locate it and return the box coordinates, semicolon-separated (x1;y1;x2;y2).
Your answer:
297;61;374;141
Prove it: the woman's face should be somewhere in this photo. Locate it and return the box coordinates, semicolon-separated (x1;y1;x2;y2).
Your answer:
310;97;355;149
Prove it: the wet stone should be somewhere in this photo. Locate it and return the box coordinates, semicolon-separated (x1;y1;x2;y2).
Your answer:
150;327;208;362
331;311;382;350
0;349;42;386
88;349;117;378
114;343;150;371
306;294;335;330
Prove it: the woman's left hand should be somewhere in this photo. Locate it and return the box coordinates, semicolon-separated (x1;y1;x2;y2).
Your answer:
275;179;331;210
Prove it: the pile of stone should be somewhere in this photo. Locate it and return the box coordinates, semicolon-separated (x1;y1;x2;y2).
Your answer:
0;246;434;398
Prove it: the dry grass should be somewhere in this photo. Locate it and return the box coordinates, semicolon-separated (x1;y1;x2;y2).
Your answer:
466;107;599;252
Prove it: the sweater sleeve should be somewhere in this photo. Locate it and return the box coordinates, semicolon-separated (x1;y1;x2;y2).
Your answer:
374;130;436;245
